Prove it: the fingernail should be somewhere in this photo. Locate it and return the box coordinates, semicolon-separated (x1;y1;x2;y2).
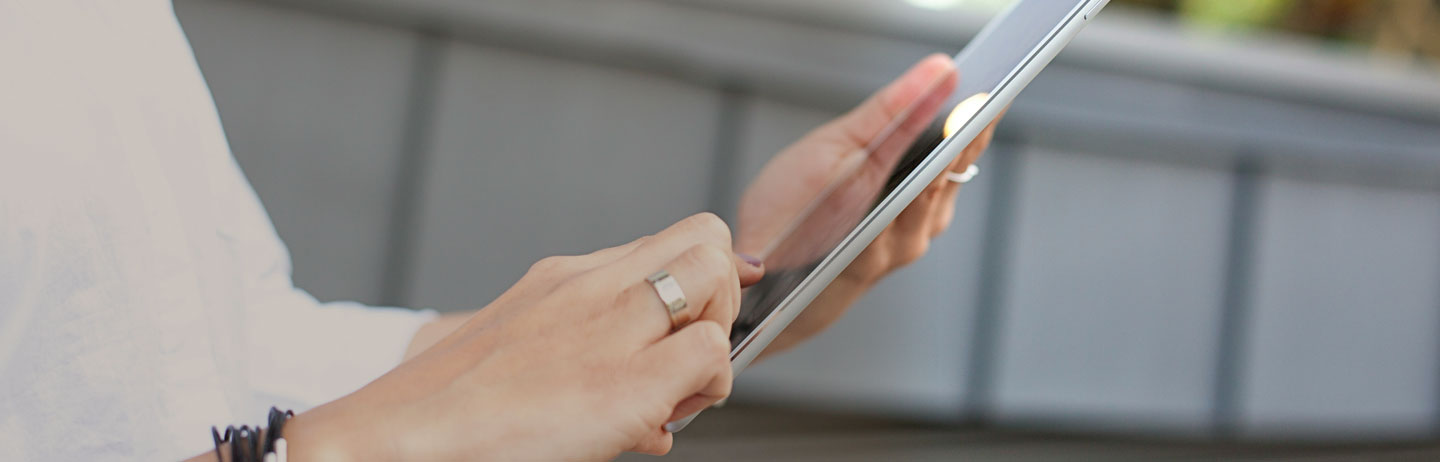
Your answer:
738;253;763;267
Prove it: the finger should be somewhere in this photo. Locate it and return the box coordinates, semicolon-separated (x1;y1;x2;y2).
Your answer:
878;183;940;269
633;320;734;407
911;179;961;245
612;244;742;342
569;222;763;282
893;175;943;240
929;182;961;238
923;115;1000;238
936;111;998;191
956;116;1000;171
824;54;957;150
608;212;735;282
666;245;743;334
667;394;720;423
732;252;765;287
912;170;960;240
627;428;674;456
933;159;965;206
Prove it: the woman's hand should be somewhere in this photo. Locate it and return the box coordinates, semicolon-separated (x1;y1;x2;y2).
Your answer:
737;54;1000;356
280;213;763;460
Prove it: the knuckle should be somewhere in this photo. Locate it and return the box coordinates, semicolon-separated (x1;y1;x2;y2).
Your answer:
528;255;568;274
717;366;735;392
901;241;929;265
934;218;953;235
692;322;729;355
687;212;732;244
687;244;732;277
712;357;735;395
689;211;723;229
698;322;731;358
644;438;672;456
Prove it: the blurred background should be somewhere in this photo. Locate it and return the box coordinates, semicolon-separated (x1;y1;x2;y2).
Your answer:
174;0;1440;459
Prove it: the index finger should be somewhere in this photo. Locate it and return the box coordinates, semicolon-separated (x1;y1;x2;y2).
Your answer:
607;213;762;284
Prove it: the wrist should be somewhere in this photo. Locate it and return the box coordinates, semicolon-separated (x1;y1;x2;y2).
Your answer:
283;401;386;462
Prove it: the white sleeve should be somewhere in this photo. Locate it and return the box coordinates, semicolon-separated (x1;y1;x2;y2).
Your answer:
243;288;436;411
213;151;437;410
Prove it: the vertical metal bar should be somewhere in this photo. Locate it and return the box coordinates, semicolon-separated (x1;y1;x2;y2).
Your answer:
380;31;448;307
1211;156;1264;437
963;135;1024;421
706;85;750;221
1433;188;1440;436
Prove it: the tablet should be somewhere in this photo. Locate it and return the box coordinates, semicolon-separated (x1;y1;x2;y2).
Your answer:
667;0;1109;432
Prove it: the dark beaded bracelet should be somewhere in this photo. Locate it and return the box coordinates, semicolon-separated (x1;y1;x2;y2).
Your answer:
211;407;294;462
263;407;295;456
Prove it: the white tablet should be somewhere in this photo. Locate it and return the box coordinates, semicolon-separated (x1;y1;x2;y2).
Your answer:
668;0;1109;432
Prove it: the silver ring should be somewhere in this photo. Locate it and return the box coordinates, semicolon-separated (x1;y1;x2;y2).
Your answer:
645;270;692;330
944;164;979;184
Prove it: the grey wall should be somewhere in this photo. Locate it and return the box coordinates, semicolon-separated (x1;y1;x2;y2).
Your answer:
179;0;419;305
990;148;1233;432
408;43;724;308
175;0;1440;440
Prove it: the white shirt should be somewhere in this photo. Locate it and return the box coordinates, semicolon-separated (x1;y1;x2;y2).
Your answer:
0;1;435;460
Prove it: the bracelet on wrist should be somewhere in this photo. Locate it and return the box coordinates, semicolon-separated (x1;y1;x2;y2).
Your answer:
211;407;294;462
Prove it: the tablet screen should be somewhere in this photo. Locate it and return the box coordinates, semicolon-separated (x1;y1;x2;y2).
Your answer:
730;0;1088;350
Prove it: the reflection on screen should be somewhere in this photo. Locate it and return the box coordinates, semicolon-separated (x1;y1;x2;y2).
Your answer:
730;0;1088;351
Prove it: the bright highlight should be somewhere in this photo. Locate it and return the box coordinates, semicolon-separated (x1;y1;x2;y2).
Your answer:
943;92;990;137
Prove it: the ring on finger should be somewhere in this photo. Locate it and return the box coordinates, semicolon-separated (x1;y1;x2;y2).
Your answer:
944;164;979;184
645;270;693;331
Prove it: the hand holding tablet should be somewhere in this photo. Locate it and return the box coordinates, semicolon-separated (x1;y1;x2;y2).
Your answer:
668;0;1112;432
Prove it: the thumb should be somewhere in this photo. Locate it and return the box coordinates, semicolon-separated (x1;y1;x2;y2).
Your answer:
823;53;957;150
